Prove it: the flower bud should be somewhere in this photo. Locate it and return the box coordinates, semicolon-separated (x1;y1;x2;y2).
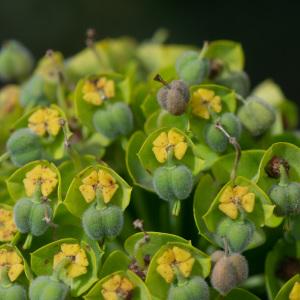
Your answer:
210;253;248;295
176;51;209;86
167;276;209;300
269;182;300;216
153;165;193;202
216;71;250;98
82;204;124;240
13;197;33;233
204;113;241;153
216;218;254;253
0;40;33;81
237;96;275;136
29;276;69;300
156;79;190;115
6;128;42;166
1;284;27;300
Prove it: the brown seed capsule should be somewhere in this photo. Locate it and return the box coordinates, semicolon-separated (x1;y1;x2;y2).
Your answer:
210;250;225;263
265;156;290;178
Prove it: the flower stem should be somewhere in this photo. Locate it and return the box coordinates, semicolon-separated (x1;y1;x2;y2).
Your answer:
279;164;289;186
23;233;33;250
0;152;9;164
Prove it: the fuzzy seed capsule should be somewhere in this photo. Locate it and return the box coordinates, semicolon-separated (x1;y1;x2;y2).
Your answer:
0;284;27;300
13;197;33;233
6;128;43;166
176;51;209;86
237;96;275;136
167;276;209;300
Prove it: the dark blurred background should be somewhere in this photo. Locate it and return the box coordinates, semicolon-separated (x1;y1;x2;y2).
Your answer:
1;0;300;103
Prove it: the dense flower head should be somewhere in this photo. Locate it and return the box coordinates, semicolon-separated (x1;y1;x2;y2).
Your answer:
289;281;300;300
0;208;17;242
156;246;195;283
0;249;24;282
23;164;58;197
218;185;255;220
79;169;119;203
101;274;134;300
152;129;188;163
28;107;61;137
82;77;115;105
191;88;222;119
53;243;89;279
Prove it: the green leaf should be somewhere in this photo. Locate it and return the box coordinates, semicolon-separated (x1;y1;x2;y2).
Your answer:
64;164;132;217
215;288;261;300
274;274;300;300
205;40;245;71
141;94;160;118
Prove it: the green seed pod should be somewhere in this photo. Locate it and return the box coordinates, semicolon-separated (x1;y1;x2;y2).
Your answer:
269;182;300;216
216;218;255;253
30;203;53;236
204;113;241;153
110;102;133;136
237;96;275;136
216;71;250;98
2;284;27;300
13;197;33;233
82;204;124;240
93;109;119;139
167;276;209;300
0;40;33;81
153;165;193;202
211;253;248;295
29;276;69;300
176;51;209;86
157;79;190;115
6;128;43;166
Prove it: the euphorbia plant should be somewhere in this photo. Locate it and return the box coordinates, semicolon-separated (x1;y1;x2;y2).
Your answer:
0;31;299;299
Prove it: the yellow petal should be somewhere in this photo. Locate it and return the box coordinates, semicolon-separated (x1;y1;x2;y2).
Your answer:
75;249;89;267
28;123;46;136
96;78;107;89
219;186;234;203
7;251;22;264
211;96;222;113
172;247;191;262
82;170;98;185
102;290;118;300
290;281;300;300
61;243;80;256
178;257;195;278
156;264;174;283
8;263;24;282
153;132;168;147
67;263;87;278
26;165;42;180
192;105;210;119
174;142;188;160
219;203;238;220
120;277;134;292
98;170;116;187
197;88;215;100
233;185;249;198
79;184;96;203
102;185;119;203
83;92;102;106
104;80;115;98
168;129;185;145
28;109;46;123
241;193;255;213
102;275;121;291
47;117;61;136
23;178;36;197
41;179;58;197
152;146;168;163
53;252;65;268
157;249;175;265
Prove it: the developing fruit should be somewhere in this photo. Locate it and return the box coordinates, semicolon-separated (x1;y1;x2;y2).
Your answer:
0;284;27;300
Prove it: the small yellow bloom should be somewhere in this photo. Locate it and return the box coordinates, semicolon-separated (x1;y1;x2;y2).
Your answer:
0;209;17;242
152;129;188;163
290;281;300;300
28;108;61;137
0;249;24;282
23;165;58;197
219;185;255;219
82;77;115;105
53;243;88;279
101;274;134;300
191;88;222;119
79;169;119;203
156;246;195;283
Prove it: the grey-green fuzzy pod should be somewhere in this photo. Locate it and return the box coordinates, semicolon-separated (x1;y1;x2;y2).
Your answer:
216;218;255;253
29;276;69;300
176;51;209;86
6;128;42;166
237;96;275;136
157;80;190;115
110;102;133;136
0;284;27;300
153;165;193;202
167;276;209;300
82;204;124;240
13;197;33;233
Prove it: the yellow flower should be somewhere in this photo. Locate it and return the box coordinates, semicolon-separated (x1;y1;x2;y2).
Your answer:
28;108;61;137
191;88;222;119
101;274;134;300
23;165;58;197
79;169;119;203
0;209;17;242
156;246;195;283
0;249;24;282
53;243;89;279
152;129;188;163
219;185;255;220
290;281;300;300
82;77;115;105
